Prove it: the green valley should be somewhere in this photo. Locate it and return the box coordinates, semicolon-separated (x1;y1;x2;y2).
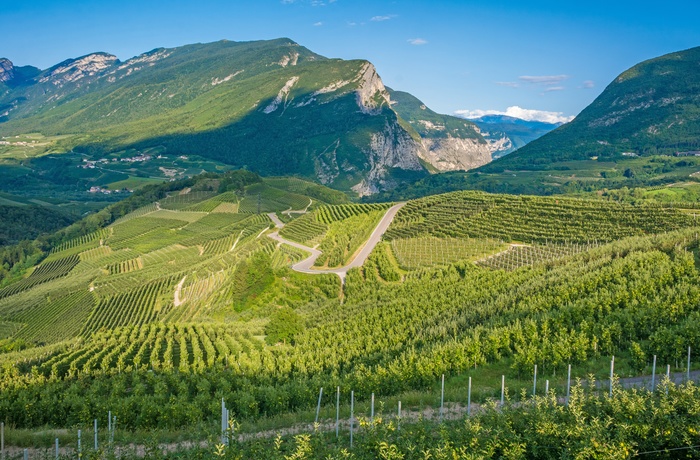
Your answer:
0;168;699;458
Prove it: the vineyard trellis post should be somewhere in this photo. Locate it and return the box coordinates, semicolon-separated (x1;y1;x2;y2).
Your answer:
651;355;657;392
315;388;323;424
23;449;27;460
78;429;82;459
55;438;58;460
440;374;445;422
501;375;505;406
94;419;97;451
350;391;354;449
335;386;340;439
566;364;571;405
221;398;227;445
533;365;537;397
1;422;3;460
545;380;549;394
688;346;691;382
609;356;615;398
397;401;401;431
371;393;375;421
467;377;472;416
666;364;671;395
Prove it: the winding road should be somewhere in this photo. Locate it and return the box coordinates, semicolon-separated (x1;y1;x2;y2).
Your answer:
267;202;405;282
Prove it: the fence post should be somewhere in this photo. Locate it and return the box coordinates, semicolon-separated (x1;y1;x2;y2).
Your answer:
397;401;401;431
467;376;472;416
609;356;615;398
440;374;445;422
315;387;323;425
335;386;340;439
533;365;537;397
350;391;354;449
651;355;657;393
500;375;505;406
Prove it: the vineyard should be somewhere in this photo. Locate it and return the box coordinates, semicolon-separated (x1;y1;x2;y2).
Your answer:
1;183;700;455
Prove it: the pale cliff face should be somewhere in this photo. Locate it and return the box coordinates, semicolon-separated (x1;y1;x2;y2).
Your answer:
39;53;118;86
0;58;15;83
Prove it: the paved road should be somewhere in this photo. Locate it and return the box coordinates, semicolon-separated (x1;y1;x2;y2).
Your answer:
267;202;405;282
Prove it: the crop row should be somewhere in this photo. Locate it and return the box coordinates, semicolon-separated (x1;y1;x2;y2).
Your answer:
0;255;80;300
159;191;217;210
279;213;328;246
49;229;109;255
391;237;507;269
477;241;603;271
37;323;264;377
315;203;391;224
82;276;176;335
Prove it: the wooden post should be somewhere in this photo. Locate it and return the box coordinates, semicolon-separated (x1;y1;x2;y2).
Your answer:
651;355;657;392
335;386;340;439
467;377;472;416
566;364;571;405
315;387;323;424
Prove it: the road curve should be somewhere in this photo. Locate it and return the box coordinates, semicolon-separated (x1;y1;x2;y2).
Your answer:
267;202;405;282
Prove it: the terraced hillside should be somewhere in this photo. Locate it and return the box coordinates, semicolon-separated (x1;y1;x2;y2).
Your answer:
1;184;699;460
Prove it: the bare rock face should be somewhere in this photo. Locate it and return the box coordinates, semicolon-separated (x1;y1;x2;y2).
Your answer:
352;120;425;196
354;62;391;115
419;137;492;172
39;53;118;86
0;58;15;83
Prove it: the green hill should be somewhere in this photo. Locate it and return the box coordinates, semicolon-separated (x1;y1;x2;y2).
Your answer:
0;39;490;198
389;46;700;198
1;171;699;457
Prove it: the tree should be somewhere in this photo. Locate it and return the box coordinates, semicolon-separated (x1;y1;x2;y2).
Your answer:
265;307;305;345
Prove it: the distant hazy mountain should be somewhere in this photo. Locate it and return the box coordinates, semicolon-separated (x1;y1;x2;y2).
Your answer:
486;46;700;171
0;39;489;196
469;115;561;158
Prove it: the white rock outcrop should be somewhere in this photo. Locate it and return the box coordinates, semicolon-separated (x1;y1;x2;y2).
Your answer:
354;63;390;115
0;58;15;83
419;137;492;172
263;76;299;114
40;53;118;86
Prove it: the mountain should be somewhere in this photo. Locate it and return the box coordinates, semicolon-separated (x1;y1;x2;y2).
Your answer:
486;46;700;171
0;39;489;196
387;88;491;171
469;114;561;158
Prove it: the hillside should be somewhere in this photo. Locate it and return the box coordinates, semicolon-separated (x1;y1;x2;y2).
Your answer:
0;39;490;198
387;88;491;171
389;46;700;198
470;114;561;158
1;172;699;458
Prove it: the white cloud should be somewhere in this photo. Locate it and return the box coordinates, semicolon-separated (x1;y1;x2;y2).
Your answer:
495;81;519;88
407;38;428;45
544;86;565;92
581;80;595;89
454;106;574;124
371;15;394;21
314;21;323;26
519;74;570;86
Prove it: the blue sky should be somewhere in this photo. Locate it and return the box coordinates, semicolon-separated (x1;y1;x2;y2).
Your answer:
3;0;700;122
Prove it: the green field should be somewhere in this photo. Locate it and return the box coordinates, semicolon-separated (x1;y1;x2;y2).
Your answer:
1;179;699;458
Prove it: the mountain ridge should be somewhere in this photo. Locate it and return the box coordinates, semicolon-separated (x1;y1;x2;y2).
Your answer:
0;39;490;197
